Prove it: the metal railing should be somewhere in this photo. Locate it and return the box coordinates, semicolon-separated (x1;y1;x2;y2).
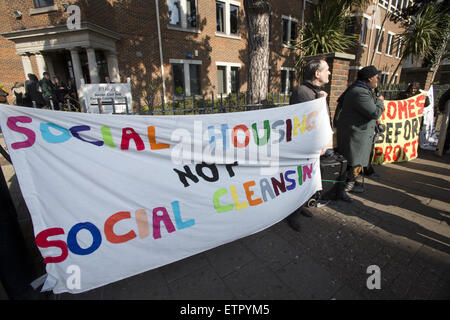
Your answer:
30;92;293;115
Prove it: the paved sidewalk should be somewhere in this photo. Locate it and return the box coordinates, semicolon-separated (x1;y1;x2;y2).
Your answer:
1;132;449;299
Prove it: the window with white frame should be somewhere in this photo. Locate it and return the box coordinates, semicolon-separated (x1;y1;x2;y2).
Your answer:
230;66;240;93
168;0;197;29
393;74;398;84
360;17;369;45
396;38;403;58
170;59;202;96
380;72;389;84
217;66;226;94
378;0;389;9
281;67;296;94
216;0;240;37
386;32;395;56
402;0;412;9
216;62;241;95
391;0;401;12
34;0;54;8
282;16;298;47
374;27;384;53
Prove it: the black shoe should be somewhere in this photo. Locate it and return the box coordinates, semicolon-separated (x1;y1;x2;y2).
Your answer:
349;184;365;193
287;211;302;232
345;181;365;193
340;190;353;202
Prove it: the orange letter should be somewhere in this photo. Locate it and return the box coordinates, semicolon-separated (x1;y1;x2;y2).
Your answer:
104;211;137;244
243;181;263;206
148;126;170;150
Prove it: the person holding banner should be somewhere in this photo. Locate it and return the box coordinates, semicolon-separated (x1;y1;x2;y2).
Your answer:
287;58;332;231
335;66;384;194
438;88;450;155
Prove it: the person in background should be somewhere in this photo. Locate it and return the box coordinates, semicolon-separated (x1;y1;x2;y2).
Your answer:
438;88;450;155
25;74;46;108
11;82;26;106
398;82;421;100
104;75;114;84
0;84;9;104
53;76;67;110
335;66;385;195
287;58;341;232
65;78;79;110
39;72;55;109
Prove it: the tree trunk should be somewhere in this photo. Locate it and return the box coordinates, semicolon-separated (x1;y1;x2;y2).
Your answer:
387;57;403;86
429;34;449;85
244;0;271;104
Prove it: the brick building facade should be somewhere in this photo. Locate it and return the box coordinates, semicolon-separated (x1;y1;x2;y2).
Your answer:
346;0;413;85
0;0;316;105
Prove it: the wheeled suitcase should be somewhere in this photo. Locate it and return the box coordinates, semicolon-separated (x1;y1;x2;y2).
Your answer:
319;151;348;200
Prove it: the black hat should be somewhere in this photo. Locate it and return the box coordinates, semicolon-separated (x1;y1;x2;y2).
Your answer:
357;66;381;80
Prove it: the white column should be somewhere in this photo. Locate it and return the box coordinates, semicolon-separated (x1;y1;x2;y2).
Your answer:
35;52;47;79
20;54;33;79
86;47;100;83
106;52;120;83
70;49;84;99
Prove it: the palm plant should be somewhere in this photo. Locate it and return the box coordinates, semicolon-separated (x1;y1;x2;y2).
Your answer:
387;4;449;85
294;0;369;76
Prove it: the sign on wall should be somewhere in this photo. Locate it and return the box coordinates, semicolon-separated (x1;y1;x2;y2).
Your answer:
0;98;332;294
81;78;132;114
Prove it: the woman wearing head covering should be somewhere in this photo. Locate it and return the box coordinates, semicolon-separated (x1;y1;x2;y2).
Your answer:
335;66;385;194
398;82;421;100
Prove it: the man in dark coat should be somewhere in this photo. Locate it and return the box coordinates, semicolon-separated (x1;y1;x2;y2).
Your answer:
39;72;55;109
290;59;329;104
335;66;384;193
438;88;450;155
287;58;333;231
25;74;46;108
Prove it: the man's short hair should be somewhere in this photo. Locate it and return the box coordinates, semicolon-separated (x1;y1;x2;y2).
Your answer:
43;72;50;77
304;59;326;81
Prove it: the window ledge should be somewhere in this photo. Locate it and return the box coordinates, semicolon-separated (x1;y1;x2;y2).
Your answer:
359;43;368;47
29;5;58;16
385;54;393;57
167;25;201;34
215;32;241;40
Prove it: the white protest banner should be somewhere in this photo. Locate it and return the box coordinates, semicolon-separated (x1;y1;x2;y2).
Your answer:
0;97;332;294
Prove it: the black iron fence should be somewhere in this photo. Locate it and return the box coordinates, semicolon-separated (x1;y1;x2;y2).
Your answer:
31;92;293;115
136;92;293;115
28;84;449;116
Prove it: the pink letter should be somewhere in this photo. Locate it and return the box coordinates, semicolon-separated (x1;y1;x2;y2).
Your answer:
152;207;176;239
6;116;36;150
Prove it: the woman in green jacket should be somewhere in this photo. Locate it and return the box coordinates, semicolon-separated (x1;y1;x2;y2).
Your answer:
335;66;384;193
